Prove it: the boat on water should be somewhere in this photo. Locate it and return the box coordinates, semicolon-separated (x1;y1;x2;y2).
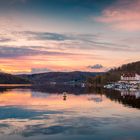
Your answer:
104;73;140;90
63;92;67;101
104;83;140;90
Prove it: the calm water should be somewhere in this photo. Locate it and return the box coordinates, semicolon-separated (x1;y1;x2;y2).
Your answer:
0;85;140;140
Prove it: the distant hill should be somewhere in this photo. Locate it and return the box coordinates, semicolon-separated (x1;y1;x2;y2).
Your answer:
0;72;30;84
87;61;140;86
1;61;139;85
19;71;103;85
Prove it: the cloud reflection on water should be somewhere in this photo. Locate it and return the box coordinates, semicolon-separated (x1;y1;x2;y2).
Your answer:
0;87;139;140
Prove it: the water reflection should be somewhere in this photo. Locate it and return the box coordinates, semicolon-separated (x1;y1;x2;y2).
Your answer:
0;85;139;140
101;89;140;109
88;95;103;103
121;90;140;99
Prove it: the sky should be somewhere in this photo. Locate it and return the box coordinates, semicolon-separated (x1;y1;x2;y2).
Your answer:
0;0;140;74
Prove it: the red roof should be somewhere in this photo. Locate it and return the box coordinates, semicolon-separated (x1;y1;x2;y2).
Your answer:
122;73;136;77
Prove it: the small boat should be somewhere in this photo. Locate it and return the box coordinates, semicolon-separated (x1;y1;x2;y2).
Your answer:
63;92;67;101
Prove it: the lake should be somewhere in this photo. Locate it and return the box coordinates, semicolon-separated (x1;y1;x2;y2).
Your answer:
0;85;140;140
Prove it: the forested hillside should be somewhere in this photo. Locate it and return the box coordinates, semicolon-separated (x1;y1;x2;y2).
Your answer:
19;71;102;85
0;72;30;84
87;61;140;86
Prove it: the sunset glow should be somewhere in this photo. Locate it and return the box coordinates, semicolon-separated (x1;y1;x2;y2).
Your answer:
0;0;139;74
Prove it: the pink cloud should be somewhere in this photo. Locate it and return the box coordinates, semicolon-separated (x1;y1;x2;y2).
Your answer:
95;0;140;31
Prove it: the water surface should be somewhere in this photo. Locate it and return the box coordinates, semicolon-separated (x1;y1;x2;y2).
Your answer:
0;85;140;140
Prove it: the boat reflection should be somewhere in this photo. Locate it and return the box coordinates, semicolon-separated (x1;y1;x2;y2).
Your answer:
121;90;140;99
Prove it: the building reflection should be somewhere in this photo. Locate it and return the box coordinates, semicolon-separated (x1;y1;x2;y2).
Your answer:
121;90;140;99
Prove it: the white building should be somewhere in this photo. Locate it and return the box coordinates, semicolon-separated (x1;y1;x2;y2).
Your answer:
120;73;140;84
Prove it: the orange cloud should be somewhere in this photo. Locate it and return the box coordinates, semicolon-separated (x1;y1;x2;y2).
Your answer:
0;53;97;74
95;0;140;31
